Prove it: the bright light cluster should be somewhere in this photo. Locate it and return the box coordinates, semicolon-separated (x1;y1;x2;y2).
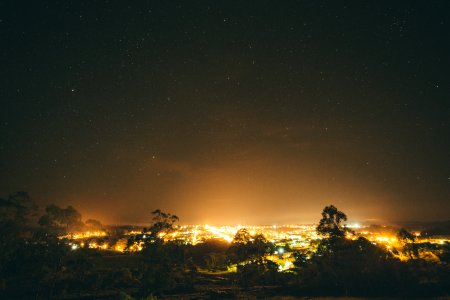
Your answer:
164;224;319;247
64;225;450;261
60;230;107;240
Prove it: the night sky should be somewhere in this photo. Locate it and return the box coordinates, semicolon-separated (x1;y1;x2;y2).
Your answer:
1;2;449;225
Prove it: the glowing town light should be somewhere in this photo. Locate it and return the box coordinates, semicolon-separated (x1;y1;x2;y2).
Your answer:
346;223;361;229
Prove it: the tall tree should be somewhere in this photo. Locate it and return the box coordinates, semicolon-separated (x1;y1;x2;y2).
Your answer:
233;228;251;244
138;210;197;295
38;204;83;235
147;209;179;242
316;205;349;238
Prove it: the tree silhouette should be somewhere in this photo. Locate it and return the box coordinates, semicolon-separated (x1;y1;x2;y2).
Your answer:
316;205;349;238
38;204;83;235
85;219;103;230
137;209;198;295
397;228;416;244
227;228;252;264
0;193;76;298
0;192;38;295
299;206;413;296
0;192;37;225
147;209;179;242
397;228;418;259
233;228;251;244
227;229;274;265
226;230;278;288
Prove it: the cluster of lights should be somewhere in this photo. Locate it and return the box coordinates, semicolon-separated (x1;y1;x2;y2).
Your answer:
163;224;319;246
63;224;449;266
60;230;107;240
61;224;450;273
68;241;109;250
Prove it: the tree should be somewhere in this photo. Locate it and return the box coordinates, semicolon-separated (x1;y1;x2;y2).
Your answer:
316;205;349;238
227;229;274;264
0;191;37;233
0;192;38;295
234;259;279;288
226;229;279;288
38;204;83;235
137;210;196;295
147;209;179;242
0;193;74;299
227;229;251;264
397;228;415;244
397;228;418;259
252;234;274;259
298;206;413;296
233;228;251;244
85;219;103;230
301;236;404;296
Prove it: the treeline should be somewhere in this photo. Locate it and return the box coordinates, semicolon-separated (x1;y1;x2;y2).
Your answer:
0;192;449;299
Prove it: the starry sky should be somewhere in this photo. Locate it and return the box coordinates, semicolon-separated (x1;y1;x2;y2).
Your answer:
1;1;449;225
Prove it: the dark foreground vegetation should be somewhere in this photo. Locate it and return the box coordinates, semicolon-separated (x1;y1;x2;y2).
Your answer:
1;192;449;299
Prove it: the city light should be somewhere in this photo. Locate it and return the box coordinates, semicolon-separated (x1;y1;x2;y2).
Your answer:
60;224;450;269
